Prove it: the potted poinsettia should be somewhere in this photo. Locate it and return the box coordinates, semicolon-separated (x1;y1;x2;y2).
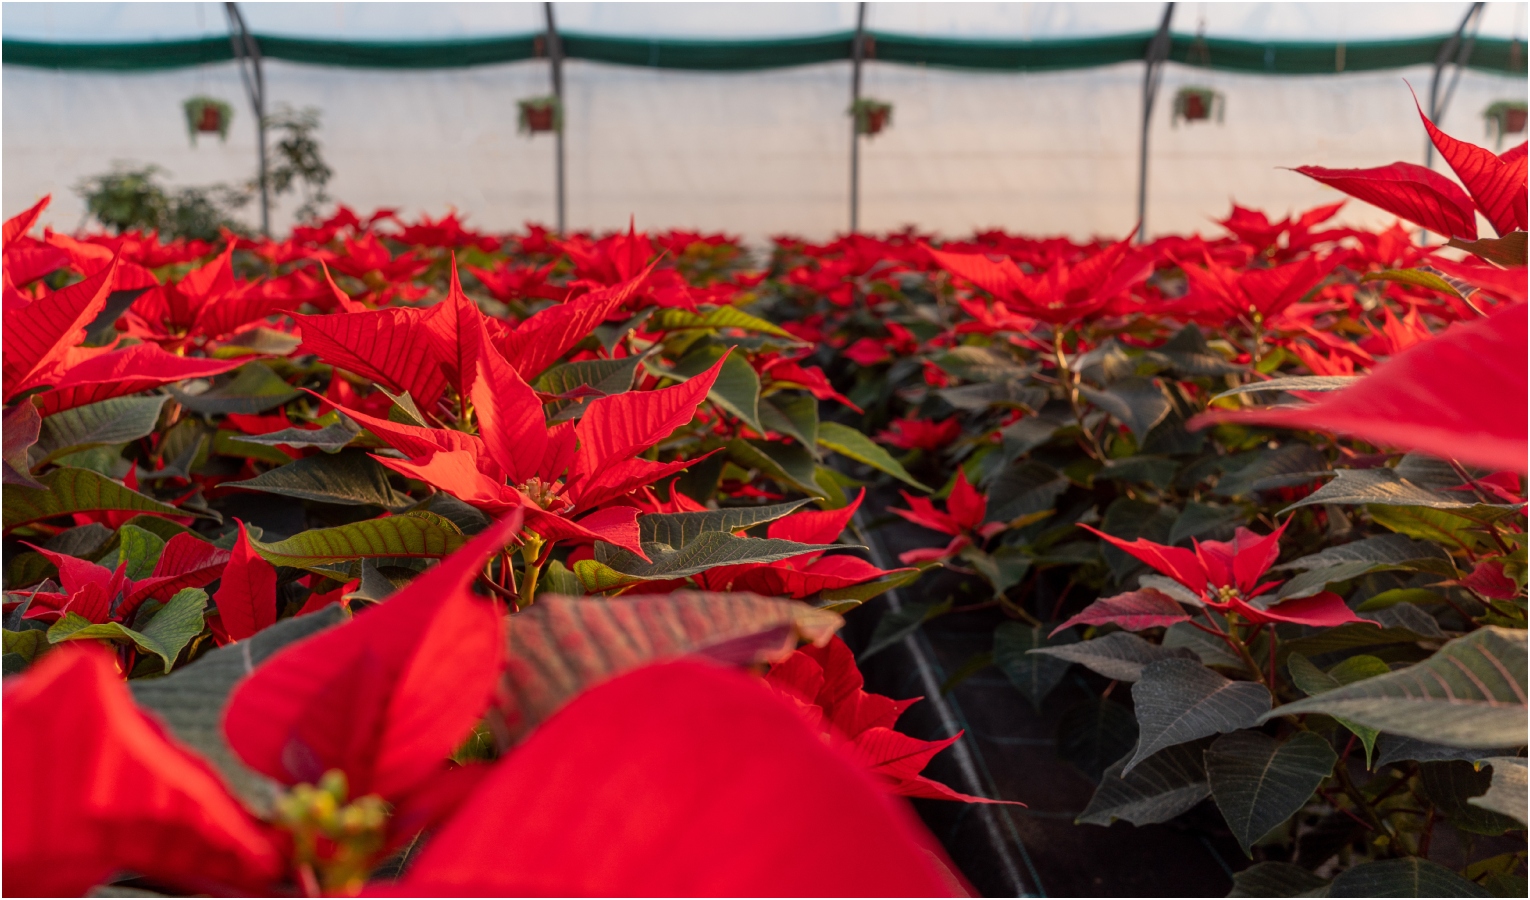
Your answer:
851;98;893;137
518;95;562;135
183;96;233;143
1172;86;1223;126
1484;100;1528;148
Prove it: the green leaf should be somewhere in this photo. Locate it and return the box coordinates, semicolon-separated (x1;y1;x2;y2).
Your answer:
1125;659;1272;774
986;461;1068;523
1264;627;1527;748
225;450;414;509
1076;738;1213;826
1470;757;1528;826
100;523;167;581
1028;631;1198;682
539;559;584;597
1162;621;1245;669
250;511;466;570
1287;653;1388;765
934;345;1033;383
572;558;643;593
861;599;951;660
960;544;1031;597
32;395;168;464
1169;501;1241;545
538;355;645;423
234;419;361;452
814;566;922;611
1328;858;1489;898
1146;324;1243;376
137;588;211;672
1275;534;1453;574
1366;504;1505;554
1228;862;1331;898
1098;497;1178;583
1360;267;1465;299
816;421;930;491
130;606;348;814
1215;444;1326;499
168;362;299;414
1207;730;1336;856
758;391;818;451
637;501;810;548
994;622;1077;711
498;590;842;744
938;380;1048;413
3;628;46;663
1213;376;1362;400
1058;696;1139;783
727;438;826;498
650;304;799;340
1419;760;1520;836
594;531;837;581
1355;588;1447;612
1079;377;1171;442
1284;468;1477;512
48;588;207;673
4;467;189;530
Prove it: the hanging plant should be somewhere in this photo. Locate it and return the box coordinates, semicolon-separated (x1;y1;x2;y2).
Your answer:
850;99;893;137
183;96;233;144
518;96;562;135
1484;100;1528;149
1172;86;1224;127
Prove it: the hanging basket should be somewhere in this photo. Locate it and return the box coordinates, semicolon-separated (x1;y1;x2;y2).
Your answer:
1484;101;1528;149
850;99;893;137
1172;87;1224;127
519;96;562;135
183;96;233;143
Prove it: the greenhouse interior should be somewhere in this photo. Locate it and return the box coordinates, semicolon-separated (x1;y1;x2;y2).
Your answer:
1;1;1527;897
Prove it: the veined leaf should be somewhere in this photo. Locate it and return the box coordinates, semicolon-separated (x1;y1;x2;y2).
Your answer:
250;511;466;570
670;343;762;433
638;501;810;549
994;622;1077;711
1360;267;1464;299
3;401;44;488
817;421;930;491
1275;533;1452;573
1287;653;1388;765
1328;858;1490;898
1124;659;1271;774
534;355;643;399
1028;632;1198;682
168;362;299;415
1058;696;1139;783
727;438;826;498
48;588;207;673
100;523;167;582
1213;376;1362;400
1366;504;1509;554
234;419;361;452
1207;730;1336;857
1470;757;1528;826
758;391;819;451
861;599;950;661
1078;378;1171;442
1447;231;1528;268
4;467;188;530
1077;738;1213;827
31;395;168;464
814;566;922;611
1228;862;1330;898
571;558;644;593
650;305;799;340
497;591;842;743
1265;627;1527;748
1283;467;1480;512
130;606;348;814
226;451;413;510
594;532;837;581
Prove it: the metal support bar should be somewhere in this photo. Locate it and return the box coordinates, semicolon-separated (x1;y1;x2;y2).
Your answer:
225;2;268;236
545;2;566;236
1135;3;1175;244
1426;2;1484;168
849;2;867;234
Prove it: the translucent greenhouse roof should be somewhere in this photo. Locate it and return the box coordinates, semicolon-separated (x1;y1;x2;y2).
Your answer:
4;1;1525;44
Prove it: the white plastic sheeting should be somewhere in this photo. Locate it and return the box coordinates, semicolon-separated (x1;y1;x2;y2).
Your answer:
3;3;1526;243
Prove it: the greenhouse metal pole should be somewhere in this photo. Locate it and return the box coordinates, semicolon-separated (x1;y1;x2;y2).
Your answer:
545;2;567;236
1136;3;1175;244
849;2;867;234
1426;2;1484;168
225;2;268;236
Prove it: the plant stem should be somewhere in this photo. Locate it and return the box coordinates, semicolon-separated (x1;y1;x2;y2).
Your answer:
519;534;546;606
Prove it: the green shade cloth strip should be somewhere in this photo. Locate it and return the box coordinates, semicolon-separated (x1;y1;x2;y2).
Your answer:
3;30;1525;76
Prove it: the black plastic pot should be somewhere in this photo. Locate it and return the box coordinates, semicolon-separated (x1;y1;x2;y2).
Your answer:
843;488;1245;897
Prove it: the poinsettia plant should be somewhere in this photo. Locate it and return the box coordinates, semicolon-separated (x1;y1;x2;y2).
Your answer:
2;94;1524;897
